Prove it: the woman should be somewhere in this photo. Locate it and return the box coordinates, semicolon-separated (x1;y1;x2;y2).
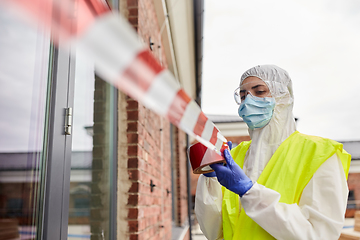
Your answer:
195;65;351;240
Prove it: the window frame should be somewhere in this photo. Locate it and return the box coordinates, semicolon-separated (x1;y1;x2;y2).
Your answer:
40;17;118;240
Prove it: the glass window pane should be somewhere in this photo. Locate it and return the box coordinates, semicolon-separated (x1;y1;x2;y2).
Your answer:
0;6;51;240
68;48;115;240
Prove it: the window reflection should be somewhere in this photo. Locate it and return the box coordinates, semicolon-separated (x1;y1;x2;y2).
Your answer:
68;48;114;240
0;6;50;240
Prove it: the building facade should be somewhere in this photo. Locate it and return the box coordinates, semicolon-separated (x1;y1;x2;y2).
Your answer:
342;141;360;218
0;0;204;239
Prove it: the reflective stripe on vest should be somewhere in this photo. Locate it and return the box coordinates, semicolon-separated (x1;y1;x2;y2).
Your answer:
222;131;351;240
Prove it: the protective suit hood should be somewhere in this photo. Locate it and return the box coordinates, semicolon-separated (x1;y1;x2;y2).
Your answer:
240;65;296;181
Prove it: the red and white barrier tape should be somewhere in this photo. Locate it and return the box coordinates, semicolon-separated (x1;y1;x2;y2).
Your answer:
1;0;227;154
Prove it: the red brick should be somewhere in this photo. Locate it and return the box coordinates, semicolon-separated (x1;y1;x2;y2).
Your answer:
128;157;139;168
128;145;138;156
127;0;138;7
128;220;138;232
129;234;138;240
127;100;139;110
127;133;139;143
128;170;139;181
127;110;139;121
127;122;138;132
128;16;138;26
129;181;139;192
128;7;138;16
128;194;139;206
128;208;138;219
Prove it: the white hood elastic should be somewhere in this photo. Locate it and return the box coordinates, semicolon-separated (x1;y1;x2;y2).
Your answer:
240;65;296;181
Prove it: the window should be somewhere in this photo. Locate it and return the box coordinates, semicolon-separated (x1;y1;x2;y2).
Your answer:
0;1;117;239
67;49;117;239
0;6;51;239
348;190;356;209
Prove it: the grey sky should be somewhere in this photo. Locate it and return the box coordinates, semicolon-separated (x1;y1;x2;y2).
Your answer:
201;0;360;141
0;8;49;152
72;49;95;152
1;0;359;153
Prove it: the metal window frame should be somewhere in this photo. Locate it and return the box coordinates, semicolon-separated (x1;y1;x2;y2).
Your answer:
38;1;118;239
41;42;75;240
40;39;118;240
109;85;118;240
109;1;118;238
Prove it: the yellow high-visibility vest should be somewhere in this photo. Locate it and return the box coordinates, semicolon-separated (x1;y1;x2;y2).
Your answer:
222;131;351;240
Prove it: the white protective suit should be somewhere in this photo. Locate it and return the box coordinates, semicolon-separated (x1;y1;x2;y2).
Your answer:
195;65;349;240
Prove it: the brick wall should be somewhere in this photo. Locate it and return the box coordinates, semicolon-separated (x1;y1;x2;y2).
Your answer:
172;128;189;226
117;0;188;239
123;0;167;68
126;99;172;240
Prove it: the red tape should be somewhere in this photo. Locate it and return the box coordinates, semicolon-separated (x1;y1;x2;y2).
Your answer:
209;127;219;145
167;89;191;125
116;50;165;99
193;112;208;136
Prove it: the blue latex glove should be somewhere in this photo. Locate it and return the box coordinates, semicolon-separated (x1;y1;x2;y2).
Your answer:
227;141;233;150
203;171;216;177
210;148;253;197
203;141;233;178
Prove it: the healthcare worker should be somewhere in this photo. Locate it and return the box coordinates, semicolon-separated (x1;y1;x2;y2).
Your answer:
195;65;351;240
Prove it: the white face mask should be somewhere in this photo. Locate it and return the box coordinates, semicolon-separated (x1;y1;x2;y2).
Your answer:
238;94;276;130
